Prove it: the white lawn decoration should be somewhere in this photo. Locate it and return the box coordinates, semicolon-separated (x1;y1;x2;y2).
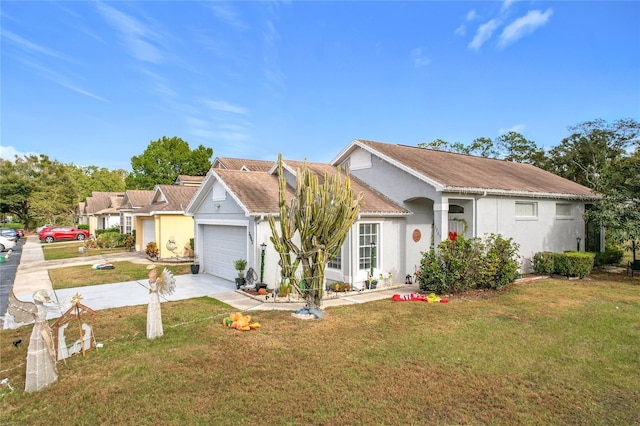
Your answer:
8;290;58;392
52;293;96;361
146;265;176;339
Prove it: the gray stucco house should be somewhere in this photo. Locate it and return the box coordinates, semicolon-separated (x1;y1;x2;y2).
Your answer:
185;139;599;288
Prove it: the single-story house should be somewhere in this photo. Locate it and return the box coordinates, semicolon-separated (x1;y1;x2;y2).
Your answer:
133;184;199;259
118;190;154;235
77;192;124;235
185;140;600;288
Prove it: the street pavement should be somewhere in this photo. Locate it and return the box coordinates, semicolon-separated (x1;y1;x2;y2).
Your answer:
4;236;419;329
0;238;24;328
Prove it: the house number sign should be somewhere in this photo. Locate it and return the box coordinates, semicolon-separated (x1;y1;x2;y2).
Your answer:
412;229;421;242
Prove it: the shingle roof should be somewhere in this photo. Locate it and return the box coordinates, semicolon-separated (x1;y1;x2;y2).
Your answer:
96;195;124;215
213;157;274;172
135;185;198;214
175;175;205;186
214;169;290;213
213;163;409;216
354;140;598;199
84;192;124;214
283;160;410;215
120;190;154;209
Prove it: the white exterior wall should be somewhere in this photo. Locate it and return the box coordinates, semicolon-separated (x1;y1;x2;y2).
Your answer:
476;196;586;270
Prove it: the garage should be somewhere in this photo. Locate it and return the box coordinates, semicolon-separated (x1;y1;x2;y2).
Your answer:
202;225;247;280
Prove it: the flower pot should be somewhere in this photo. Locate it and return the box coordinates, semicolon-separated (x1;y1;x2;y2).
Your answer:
235;278;246;289
190;264;200;274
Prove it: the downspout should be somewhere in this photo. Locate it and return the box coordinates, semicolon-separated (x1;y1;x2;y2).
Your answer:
474;191;487;238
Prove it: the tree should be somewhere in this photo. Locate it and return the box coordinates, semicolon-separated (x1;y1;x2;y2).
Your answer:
0;159;33;224
547;118;640;189
67;165;127;200
268;155;363;309
585;150;640;260
28;156;78;227
418;133;545;165
494;131;548;167
125;136;213;189
0;155;109;228
468;137;498;158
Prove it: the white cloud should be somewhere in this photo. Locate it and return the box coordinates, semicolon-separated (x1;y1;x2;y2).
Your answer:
455;9;478;36
2;30;68;60
411;47;430;67
498;9;553;48
95;2;164;64
202;100;248;115
501;0;516;14
0;145;37;161
466;10;478;21
498;124;526;135
207;3;249;31
469;19;500;50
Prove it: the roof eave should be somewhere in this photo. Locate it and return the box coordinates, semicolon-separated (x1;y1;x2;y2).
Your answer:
444;186;601;201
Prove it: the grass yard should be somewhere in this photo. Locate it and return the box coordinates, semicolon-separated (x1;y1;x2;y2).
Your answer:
49;262;192;289
42;241;129;261
1;273;638;425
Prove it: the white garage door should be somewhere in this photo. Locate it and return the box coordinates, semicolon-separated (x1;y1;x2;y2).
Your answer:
202;225;247;280
142;219;155;249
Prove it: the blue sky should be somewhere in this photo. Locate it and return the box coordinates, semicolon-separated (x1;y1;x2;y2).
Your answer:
1;1;638;171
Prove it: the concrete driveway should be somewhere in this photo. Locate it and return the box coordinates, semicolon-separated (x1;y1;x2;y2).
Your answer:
4;236;419;329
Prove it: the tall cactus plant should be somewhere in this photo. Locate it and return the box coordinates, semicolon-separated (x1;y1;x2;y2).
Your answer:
268;154;362;309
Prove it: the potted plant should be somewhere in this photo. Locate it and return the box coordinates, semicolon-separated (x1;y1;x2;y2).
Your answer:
234;258;247;289
145;241;159;259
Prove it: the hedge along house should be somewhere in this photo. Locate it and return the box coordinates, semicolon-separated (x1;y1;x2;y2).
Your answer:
132;184;199;260
185;158;410;289
331;140;602;272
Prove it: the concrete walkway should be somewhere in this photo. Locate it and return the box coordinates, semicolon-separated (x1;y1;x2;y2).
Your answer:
5;236;420;329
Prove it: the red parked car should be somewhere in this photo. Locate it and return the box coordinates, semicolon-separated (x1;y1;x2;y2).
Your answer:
39;226;90;243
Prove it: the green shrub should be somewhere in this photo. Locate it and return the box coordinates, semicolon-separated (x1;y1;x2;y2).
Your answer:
591;249;624;267
533;251;555;274
97;232;126;248
559;252;595;278
533;251;595;278
480;234;520;289
78;224;89;230
418;234;519;294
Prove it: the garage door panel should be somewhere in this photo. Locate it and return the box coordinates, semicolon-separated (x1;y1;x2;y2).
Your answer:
202;225;246;280
142;219;155;249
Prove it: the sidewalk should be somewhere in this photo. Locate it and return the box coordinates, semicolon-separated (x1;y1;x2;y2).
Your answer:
5;236;419;329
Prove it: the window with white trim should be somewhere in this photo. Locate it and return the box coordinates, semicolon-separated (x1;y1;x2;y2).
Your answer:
515;201;538;218
125;215;132;233
327;247;342;269
555;203;572;218
358;223;379;270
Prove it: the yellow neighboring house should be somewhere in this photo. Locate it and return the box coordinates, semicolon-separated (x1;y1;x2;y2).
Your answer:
133;184;199;260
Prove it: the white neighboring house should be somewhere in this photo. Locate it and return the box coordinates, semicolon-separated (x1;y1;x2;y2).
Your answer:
78;192;124;235
186;141;600;288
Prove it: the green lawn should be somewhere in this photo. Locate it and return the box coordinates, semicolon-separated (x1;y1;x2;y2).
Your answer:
49;261;192;289
1;271;638;425
41;241;128;261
